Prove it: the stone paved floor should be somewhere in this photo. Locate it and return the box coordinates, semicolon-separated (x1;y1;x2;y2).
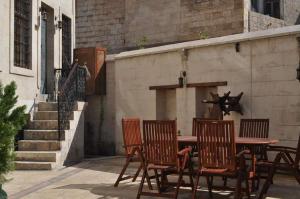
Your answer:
3;157;300;199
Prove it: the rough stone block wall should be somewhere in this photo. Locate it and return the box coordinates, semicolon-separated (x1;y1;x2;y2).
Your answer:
179;0;244;40
76;0;245;53
76;0;125;53
249;11;285;31
282;0;300;25
124;0;180;48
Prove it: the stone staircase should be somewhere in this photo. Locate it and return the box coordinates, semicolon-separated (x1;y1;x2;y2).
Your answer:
15;101;85;170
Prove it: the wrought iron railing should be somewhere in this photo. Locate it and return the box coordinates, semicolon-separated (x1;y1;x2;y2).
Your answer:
55;61;86;140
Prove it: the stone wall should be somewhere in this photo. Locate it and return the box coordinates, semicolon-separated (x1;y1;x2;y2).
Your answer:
76;0;245;53
104;26;300;155
76;0;125;53
249;11;286;31
282;0;300;25
179;0;244;40
84;55;116;156
124;0;180;49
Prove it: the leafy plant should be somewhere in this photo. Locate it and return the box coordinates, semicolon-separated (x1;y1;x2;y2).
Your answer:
0;82;26;185
198;31;209;40
136;36;148;49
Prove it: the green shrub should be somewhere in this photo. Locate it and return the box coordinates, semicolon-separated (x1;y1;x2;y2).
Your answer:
136;36;148;49
0;82;26;184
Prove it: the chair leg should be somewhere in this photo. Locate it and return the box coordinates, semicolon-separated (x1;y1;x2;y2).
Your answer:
136;169;147;199
293;168;300;184
256;173;260;191
161;170;169;190
192;174;200;199
257;167;276;199
154;169;162;193
245;175;250;199
133;163;143;182
138;150;153;190
206;176;213;198
234;172;242;199
145;169;153;190
132;163;143;182
223;176;228;187
188;163;194;191
114;157;131;187
174;169;184;199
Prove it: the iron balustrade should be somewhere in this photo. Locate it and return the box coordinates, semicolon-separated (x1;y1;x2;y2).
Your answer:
55;62;86;140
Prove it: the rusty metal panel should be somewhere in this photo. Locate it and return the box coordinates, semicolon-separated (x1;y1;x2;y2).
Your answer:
74;47;106;95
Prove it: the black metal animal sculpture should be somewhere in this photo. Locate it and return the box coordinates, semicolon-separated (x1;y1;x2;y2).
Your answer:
202;91;243;117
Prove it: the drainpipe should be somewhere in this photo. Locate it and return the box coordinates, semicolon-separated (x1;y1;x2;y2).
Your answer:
36;0;40;91
58;7;62;70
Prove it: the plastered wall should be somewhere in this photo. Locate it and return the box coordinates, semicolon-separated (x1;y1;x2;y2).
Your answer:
105;26;300;154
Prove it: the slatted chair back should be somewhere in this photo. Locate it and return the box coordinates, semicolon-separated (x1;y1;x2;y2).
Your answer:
143;120;178;167
192;118;219;136
195;120;236;170
239;119;269;138
122;118;142;155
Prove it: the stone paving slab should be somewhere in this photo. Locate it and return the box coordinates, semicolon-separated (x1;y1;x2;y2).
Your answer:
3;157;300;199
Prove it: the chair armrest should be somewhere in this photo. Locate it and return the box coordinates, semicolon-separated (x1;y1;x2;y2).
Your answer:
178;147;192;156
177;147;192;170
123;144;141;148
236;150;250;158
235;150;250;171
266;146;297;154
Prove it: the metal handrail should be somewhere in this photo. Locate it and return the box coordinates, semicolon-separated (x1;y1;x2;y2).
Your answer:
56;61;86;140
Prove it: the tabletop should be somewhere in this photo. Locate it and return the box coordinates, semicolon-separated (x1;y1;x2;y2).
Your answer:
178;135;278;145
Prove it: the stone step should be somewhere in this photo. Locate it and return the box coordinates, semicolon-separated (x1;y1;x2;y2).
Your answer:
33;111;74;120
29;120;69;130
24;130;65;140
29;120;58;130
38;102;58;111
15;161;55;170
18;140;61;151
34;111;58;120
15;151;58;162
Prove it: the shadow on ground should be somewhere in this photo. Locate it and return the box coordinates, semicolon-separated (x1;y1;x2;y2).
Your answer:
54;182;240;199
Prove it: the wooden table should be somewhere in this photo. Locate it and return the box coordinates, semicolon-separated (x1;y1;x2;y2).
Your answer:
178;135;279;191
178;135;278;145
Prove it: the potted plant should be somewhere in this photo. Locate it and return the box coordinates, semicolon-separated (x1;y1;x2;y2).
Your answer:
0;82;26;199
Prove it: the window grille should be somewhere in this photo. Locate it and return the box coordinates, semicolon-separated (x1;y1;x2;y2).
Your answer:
62;15;72;70
264;0;280;19
14;0;31;69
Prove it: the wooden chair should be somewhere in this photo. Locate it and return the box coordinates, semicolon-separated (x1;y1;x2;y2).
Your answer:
191;118;219;157
137;120;194;199
192;120;250;199
239;119;269;160
114;118;152;189
257;135;300;199
192;118;219;136
239;119;269;189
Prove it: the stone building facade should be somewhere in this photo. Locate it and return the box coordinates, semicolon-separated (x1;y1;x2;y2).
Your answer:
0;0;76;109
76;0;300;53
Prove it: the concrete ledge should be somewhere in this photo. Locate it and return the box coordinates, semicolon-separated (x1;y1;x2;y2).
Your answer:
106;54;117;62
115;25;300;59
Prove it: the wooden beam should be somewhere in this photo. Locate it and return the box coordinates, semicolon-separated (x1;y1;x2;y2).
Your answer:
149;81;227;90
149;84;180;90
187;81;227;88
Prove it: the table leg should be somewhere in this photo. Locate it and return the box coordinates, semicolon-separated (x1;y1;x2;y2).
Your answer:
251;148;257;192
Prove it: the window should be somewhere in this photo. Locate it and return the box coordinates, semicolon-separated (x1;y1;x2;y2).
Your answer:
62;15;72;70
251;0;259;12
14;0;31;69
264;0;280;19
